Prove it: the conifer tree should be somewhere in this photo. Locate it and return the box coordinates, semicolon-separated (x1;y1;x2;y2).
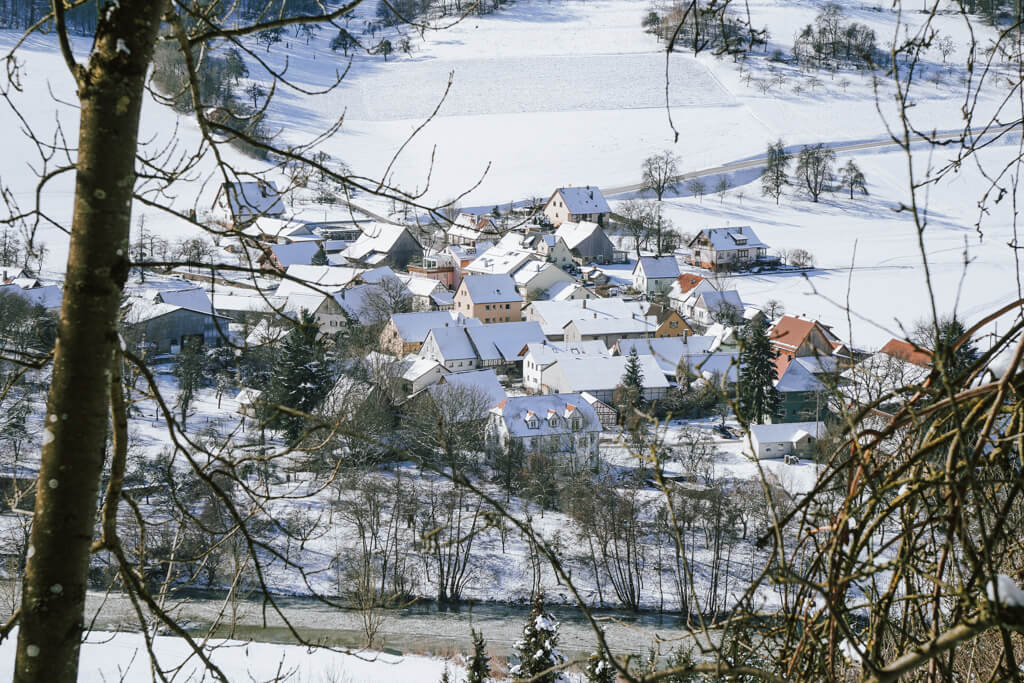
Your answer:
737;316;781;424
620;348;646;410
935;317;980;376
466;628;492;683
584;649;616;682
173;337;209;431
265;310;333;443
510;594;568;682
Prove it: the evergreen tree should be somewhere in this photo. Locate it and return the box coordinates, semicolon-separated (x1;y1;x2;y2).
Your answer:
615;348;648;440
173;337;209;431
936;317;980;377
510;594;568;682
584;649;616;683
737;316;781;424
265;310;333;443
466;628;492;683
760;139;790;204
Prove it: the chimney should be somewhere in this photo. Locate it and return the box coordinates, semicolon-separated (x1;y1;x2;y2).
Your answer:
738;226;743;233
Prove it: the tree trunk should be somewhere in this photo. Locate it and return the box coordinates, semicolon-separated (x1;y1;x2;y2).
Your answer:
15;3;165;682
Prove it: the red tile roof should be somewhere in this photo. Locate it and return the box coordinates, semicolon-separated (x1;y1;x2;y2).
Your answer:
677;273;705;294
879;339;932;367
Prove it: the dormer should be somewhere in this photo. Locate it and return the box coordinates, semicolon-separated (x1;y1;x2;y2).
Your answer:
547;410;560;428
525;411;539;429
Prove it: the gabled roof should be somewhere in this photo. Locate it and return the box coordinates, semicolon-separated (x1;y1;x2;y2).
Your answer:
769;315;841;352
390;311;479;343
617;336;716;376
0;283;62;310
466;321;546;362
749;421;825;444
342;223;416;262
512;261;571;287
269;241;321;268
696;290;743;313
276;265;366;296
431;369;507;410
459;274;523;304
565;315;656;336
554;220;605;251
548;355;670;392
546;282;590;301
551;186;611;215
879;339;932;367
677;273;706;294
526;298;647;336
399;274;447;297
680;351;739;383
634;256;681;280
423;326;478;361
523;340;610;367
775;359;827;392
333;279;412;325
491;393;602;437
217;181;285;221
464;247;535;276
689;226;769;251
448;213;501;241
156;288;217;316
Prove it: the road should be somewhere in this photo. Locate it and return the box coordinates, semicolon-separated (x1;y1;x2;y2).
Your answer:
597;123;1020;198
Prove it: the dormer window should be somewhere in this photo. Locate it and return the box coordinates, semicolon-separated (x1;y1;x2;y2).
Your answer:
548;414;560;428
527;418;539;429
571;418;582;430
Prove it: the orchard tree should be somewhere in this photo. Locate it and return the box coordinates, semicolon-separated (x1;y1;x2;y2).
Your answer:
795;143;836;202
331;29;356;55
376;38;394;61
642;150;680;200
838;158;868;199
761;139;790;204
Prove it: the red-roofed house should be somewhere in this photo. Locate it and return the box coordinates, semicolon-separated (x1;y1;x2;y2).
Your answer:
677;273;706;294
879;339;932;368
769;315;852;376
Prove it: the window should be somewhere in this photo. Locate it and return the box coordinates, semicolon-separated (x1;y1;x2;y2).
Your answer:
669;321;678;329
527;419;538;429
571;418;581;430
505;304;510;310
485;304;490;311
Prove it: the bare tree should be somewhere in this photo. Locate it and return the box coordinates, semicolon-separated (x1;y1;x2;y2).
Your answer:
641;150;681;201
794;143;836;202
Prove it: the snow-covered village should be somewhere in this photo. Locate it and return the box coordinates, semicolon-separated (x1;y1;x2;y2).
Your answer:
1;0;1024;680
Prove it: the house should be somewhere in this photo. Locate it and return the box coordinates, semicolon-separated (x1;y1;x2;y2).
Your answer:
879;338;933;367
213;180;286;227
486;394;603;470
331;277;414;327
0;282;62;311
615;336;716;381
280;292;349;335
522;340;611;390
408;248;458;289
632;256;681;295
679;351;739;386
769;315;852;376
645;303;693;338
412;369;507;424
122;295;232;354
554;220;616;264
561;315;657;348
496;232;575;268
465;321;546;368
447;213;502;246
545;282;595;302
398;274;451;312
669;274;717;314
235;388;263;418
454;274;523;324
746;421;825;460
690;290;744;326
543;186;611;227
463;246;535;278
240;217;319;245
392;356;450;397
688;226;770;272
542;354;670;404
381;311;480;355
275;265;366;297
774;356;839;422
341;223;421;269
511;261;575;299
839;351;932;416
419;326;480;371
523;297;648;340
581;391;618;428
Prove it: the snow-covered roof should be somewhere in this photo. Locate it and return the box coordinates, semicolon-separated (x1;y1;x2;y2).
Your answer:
448;213;500;241
236;387;263;406
360;266;399;284
565;315;656;336
342;223;414;262
459;274;522;304
276;265;366;296
397;356;447;382
617;336;716;376
270;241;321;268
634;256;681;280
554;220;604;251
219;181;285;221
680;351;739;383
123;296;229;325
333;279;412;326
775;359;827;393
446;241;493;263
553;186;610;215
423;326;478;361
696;290;743;313
546;281;589;301
391;311;479;343
156;287;217;316
0;283;62;310
511;260;565;286
692;226;769;252
749;421;825;444
466;321;545;362
491;394;602;437
548;355;670;392
429;369;507;414
465;247;534;276
399;274;446;297
210;292;272;315
526;298;646;336
242;217;318;241
524;340;610;367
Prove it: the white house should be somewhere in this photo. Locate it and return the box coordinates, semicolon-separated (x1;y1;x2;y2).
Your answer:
746;421;825;460
689;290;744;326
380;310;480;355
486;394;603;470
213;180;285;227
523;298;648;339
418;326;481;371
688;226;770;272
522;340;611;391
418;321;545;370
543;186;611;226
510;260;575;299
447;212;502;246
632;256;681;295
